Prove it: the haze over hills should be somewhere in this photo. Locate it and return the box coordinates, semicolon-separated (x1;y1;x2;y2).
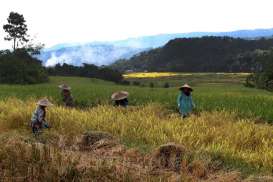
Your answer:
38;28;273;66
39;44;146;67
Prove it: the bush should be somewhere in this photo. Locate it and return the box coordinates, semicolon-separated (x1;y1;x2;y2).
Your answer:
0;49;48;84
163;82;170;88
245;74;255;88
47;63;123;83
132;81;140;86
266;80;273;91
149;82;154;88
245;50;273;91
120;80;130;85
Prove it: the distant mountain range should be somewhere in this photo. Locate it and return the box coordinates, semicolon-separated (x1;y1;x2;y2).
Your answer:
111;37;273;72
38;28;273;66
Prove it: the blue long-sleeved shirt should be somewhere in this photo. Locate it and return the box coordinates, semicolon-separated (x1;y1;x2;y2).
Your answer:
177;92;195;116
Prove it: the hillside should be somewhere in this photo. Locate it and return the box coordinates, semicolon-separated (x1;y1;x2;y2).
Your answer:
111;37;273;72
38;28;273;67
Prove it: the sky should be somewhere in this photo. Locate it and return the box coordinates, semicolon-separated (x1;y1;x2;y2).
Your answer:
0;0;273;49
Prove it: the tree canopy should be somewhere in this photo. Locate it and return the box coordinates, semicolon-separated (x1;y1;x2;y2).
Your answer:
3;12;29;51
245;49;273;91
0;49;49;84
0;12;48;84
47;63;123;83
111;37;273;72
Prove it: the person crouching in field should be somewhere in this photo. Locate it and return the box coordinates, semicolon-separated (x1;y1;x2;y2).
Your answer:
58;84;74;107
111;91;129;107
31;98;53;134
177;84;195;118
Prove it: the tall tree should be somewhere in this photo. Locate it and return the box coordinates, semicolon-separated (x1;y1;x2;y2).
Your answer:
3;12;29;51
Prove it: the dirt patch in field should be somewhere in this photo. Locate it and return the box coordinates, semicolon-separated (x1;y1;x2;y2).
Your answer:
244;176;273;182
206;171;242;182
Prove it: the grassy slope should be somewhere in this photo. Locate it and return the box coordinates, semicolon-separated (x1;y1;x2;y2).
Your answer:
0;76;273;122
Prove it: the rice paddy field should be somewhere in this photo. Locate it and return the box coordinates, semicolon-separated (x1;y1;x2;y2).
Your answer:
0;74;272;122
0;73;272;181
124;72;251;86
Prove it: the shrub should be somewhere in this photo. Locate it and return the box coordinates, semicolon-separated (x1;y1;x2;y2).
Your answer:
47;63;124;83
132;81;140;86
163;82;170;88
120;80;130;85
245;74;255;88
245;50;273;91
0;49;48;84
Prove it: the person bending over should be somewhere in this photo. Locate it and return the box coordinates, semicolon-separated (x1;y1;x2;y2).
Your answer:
111;91;129;107
31;98;53;134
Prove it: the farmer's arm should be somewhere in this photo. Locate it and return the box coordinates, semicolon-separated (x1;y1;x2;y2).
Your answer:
191;96;196;109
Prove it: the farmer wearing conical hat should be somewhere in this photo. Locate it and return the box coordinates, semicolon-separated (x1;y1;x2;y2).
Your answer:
111;91;129;107
31;98;53;134
177;84;195;118
58;84;74;107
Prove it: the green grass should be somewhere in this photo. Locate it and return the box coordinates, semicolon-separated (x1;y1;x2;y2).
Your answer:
0;76;273;123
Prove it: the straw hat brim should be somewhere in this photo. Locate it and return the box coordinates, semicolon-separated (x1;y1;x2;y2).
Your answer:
37;100;53;107
179;85;193;91
111;91;129;101
58;85;71;90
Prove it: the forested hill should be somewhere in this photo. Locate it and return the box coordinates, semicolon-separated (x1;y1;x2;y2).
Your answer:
111;37;273;72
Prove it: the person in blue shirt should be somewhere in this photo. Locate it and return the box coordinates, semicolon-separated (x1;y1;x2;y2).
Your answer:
177;84;195;118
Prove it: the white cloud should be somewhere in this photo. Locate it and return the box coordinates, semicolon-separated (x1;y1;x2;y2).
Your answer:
45;53;70;67
43;44;143;67
1;0;273;49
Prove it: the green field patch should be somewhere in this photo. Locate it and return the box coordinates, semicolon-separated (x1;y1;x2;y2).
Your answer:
1;75;272;123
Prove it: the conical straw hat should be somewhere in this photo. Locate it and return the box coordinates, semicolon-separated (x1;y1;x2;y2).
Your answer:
111;91;129;101
58;84;71;90
37;98;53;107
179;84;193;91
